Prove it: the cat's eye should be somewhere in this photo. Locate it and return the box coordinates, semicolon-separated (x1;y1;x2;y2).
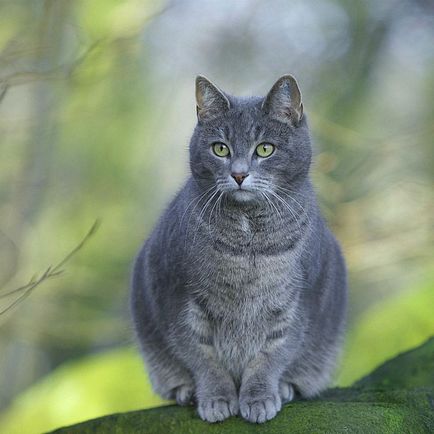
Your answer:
256;143;275;158
212;142;230;157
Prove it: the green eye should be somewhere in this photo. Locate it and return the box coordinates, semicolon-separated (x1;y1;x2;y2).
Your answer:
212;142;230;157
256;143;275;157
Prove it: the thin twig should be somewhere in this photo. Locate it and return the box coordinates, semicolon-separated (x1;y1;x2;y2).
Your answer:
0;84;8;103
0;219;101;315
0;4;171;89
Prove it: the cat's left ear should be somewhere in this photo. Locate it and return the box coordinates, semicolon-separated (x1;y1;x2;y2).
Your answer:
195;75;230;122
262;74;303;126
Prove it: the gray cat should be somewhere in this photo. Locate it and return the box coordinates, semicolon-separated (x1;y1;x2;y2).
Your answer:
131;74;347;424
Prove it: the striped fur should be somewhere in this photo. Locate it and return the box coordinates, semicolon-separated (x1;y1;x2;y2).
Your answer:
131;75;347;423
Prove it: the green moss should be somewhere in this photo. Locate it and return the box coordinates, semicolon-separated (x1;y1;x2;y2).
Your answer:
49;338;434;434
49;391;434;434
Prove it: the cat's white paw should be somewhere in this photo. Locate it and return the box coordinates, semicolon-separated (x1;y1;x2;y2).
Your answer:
175;383;195;406
197;396;238;423
279;380;295;404
239;393;282;423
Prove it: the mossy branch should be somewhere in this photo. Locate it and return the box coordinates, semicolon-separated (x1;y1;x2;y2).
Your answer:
49;337;434;434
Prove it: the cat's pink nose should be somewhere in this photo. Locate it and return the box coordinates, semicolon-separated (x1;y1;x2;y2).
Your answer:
232;172;249;185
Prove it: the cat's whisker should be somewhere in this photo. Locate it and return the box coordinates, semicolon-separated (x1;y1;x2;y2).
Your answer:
261;192;276;223
255;178;310;202
216;192;223;222
185;187;216;232
273;185;311;199
208;190;224;228
184;186;217;250
259;191;271;215
192;188;221;246
260;191;284;226
274;185;308;208
273;186;312;225
180;184;216;229
267;189;303;233
256;179;298;224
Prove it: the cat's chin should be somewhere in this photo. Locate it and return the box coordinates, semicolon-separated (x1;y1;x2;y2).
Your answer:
230;189;257;203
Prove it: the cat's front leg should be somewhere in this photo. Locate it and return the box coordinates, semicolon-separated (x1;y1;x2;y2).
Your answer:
239;333;299;423
193;347;239;423
175;301;238;422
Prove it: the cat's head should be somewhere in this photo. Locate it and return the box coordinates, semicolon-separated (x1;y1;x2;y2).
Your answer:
189;74;312;203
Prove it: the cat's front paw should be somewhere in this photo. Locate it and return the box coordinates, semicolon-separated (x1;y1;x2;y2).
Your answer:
279;380;295;404
239;391;281;423
175;383;195;406
197;395;239;423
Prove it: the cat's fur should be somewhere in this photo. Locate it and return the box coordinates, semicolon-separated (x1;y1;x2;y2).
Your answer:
131;74;347;423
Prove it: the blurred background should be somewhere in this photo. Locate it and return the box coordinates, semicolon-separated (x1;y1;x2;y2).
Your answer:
0;0;433;432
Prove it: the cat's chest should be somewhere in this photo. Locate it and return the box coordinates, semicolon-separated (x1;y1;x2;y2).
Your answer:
203;239;297;297
208;213;298;273
212;300;271;381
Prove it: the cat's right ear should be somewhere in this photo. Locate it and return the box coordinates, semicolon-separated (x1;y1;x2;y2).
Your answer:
262;74;303;126
195;75;230;122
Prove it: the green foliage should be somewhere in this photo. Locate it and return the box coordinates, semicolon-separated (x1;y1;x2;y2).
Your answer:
0;347;167;434
338;275;434;385
354;336;434;390
0;0;433;430
0;0;167;408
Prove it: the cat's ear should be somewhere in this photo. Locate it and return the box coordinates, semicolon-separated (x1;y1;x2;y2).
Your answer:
195;75;230;122
262;74;303;125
